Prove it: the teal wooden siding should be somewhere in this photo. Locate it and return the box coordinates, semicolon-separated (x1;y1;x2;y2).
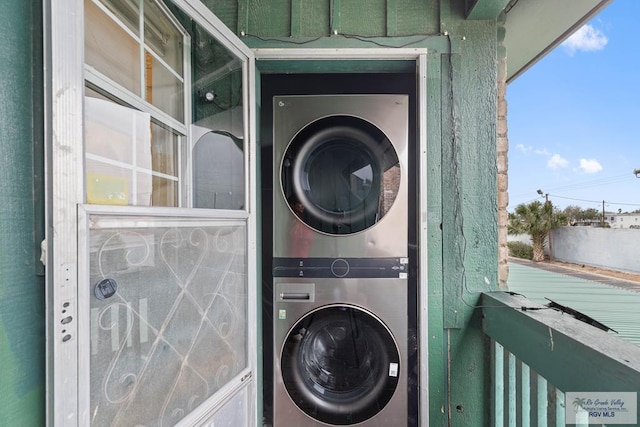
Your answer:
211;0;499;424
0;1;46;426
229;0;439;37
0;0;502;425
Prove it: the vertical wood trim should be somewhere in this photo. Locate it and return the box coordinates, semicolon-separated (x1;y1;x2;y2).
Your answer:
426;52;446;426
521;363;531;427
441;46;464;329
508;353;516;426
330;0;340;35
291;0;301;37
237;0;249;35
386;0;397;36
537;374;548;427
555;389;565;426
494;342;505;427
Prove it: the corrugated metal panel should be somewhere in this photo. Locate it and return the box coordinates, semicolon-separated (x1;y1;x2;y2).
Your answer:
508;262;640;347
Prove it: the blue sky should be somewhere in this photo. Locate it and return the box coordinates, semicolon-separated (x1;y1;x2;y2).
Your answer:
506;0;640;213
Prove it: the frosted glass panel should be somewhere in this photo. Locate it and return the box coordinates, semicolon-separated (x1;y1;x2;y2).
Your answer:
88;218;248;426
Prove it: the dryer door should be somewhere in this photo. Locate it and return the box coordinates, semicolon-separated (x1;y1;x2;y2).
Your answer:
281;116;400;235
280;305;400;425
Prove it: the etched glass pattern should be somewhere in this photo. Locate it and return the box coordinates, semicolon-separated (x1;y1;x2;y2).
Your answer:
88;219;247;426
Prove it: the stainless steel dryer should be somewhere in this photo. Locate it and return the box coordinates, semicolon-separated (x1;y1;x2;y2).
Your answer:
273;275;407;426
273;95;408;259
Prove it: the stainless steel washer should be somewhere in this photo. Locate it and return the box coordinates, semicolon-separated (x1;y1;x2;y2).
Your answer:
273;95;408;259
273;276;407;426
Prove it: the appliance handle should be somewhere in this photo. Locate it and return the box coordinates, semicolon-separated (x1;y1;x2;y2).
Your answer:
280;292;311;300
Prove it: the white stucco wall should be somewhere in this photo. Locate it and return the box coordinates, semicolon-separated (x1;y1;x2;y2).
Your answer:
551;227;640;274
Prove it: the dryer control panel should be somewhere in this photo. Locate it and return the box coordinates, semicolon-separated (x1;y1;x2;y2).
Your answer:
273;257;408;278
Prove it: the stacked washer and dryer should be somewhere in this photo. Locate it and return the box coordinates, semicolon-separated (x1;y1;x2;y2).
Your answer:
272;94;409;426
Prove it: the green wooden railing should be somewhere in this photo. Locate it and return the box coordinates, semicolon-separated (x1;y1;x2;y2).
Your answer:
483;292;640;427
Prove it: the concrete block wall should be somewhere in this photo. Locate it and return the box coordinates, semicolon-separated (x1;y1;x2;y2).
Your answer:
551;227;640;274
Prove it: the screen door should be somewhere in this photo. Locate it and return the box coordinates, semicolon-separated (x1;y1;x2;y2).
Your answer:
47;1;257;425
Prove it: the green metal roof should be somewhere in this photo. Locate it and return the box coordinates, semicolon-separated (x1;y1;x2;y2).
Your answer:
507;261;640;347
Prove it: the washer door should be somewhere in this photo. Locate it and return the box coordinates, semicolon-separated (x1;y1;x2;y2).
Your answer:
281;116;400;235
281;305;400;425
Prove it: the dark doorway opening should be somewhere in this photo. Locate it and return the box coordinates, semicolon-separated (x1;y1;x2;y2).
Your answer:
260;72;418;426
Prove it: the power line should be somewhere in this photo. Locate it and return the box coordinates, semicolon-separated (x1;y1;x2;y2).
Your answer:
548;194;640;207
547;174;635;193
510;173;636;199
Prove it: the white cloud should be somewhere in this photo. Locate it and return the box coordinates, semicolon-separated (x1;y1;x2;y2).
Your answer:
579;158;603;174
516;143;532;154
562;24;608;55
534;148;550;156
548;154;569;170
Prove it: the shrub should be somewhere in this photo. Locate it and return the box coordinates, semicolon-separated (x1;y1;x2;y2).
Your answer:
508;241;533;260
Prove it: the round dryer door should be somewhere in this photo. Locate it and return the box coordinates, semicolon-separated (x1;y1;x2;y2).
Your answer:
280;305;400;425
281;116;401;235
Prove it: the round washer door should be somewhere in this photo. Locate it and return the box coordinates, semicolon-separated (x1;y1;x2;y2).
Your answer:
280;305;400;425
281;116;401;235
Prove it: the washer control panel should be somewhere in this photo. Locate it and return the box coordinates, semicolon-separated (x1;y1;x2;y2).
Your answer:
273;257;408;279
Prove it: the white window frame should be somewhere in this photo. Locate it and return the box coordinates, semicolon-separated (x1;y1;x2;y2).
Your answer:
252;48;429;424
85;0;192;207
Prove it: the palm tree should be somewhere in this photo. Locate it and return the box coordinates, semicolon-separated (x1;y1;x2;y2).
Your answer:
572;397;587;412
508;200;565;262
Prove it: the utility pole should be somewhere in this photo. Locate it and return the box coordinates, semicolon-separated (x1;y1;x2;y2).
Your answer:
635;168;640;178
602;200;605;227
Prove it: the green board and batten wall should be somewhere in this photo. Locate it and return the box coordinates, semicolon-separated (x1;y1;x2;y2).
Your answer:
0;0;501;425
0;1;46;426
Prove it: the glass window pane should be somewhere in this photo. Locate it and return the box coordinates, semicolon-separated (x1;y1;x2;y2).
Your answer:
86;158;132;205
144;0;183;75
88;219;248;426
85;0;141;95
176;6;245;210
150;121;178;176
85;92;181;207
193;130;244;209
145;51;184;121
148;174;178;206
96;0;140;35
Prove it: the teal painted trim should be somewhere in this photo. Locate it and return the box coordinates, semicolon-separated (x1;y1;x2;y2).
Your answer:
237;0;248;35
556;389;565;426
426;52;447;426
330;0;340;34
483;292;640;392
441;49;463;329
32;0;45;278
290;0;301;37
494;341;504;427
386;0;397;36
466;0;510;20
0;0;46;425
254;59;416;74
508;353;516;426
521;363;530;427
245;34;449;51
537;374;548;427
